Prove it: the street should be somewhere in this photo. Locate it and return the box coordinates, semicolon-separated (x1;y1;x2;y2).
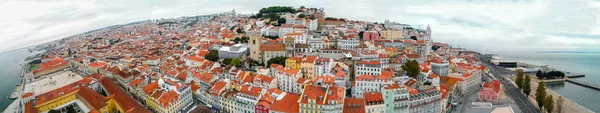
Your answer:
477;54;541;113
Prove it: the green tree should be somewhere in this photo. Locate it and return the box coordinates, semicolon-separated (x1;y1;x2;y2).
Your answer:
223;58;233;65
410;36;417;40
556;96;564;113
545;95;554;113
236;28;244;34
536;70;543;78
205;50;219;62
233;37;241;43
298;14;306;18
277;17;286;25
402;60;420;79
249;59;261;67
325;17;338;20
231;58;242;67
241;36;249;43
431;45;440;51
536;81;547;110
263;35;279;40
516;70;524;89
523;75;531;95
48;109;60;113
309;15;316;20
267;56;288;67
358;31;365;40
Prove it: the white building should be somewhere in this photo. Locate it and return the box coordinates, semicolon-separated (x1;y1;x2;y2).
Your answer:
338;37;360;50
275;67;303;94
307;36;325;52
431;61;450;77
283;32;307;44
235;84;264;113
353;74;394;97
218;44;249;59
309;19;318;31
279;24;294;37
355;61;383;76
409;88;442;113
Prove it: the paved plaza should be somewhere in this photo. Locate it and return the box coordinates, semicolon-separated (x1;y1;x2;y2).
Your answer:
24;71;82;96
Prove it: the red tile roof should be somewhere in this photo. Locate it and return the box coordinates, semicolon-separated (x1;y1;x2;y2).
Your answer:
384;83;403;90
158;90;179;107
194;71;214;83
407;87;419;95
24;101;37;113
35;83;80;105
239;84;263;97
462;73;471;78
33;57;69;73
363;92;383;103
100;78;150;113
270;93;300;113
22;92;33;98
260;44;286;51
343;98;366;113
77;86;110;109
89;61;108;68
357;60;381;65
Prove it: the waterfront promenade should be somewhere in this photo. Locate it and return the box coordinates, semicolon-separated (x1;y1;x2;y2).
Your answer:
478;53;593;113
528;77;594;113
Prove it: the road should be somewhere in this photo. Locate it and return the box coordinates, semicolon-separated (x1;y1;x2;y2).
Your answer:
477;54;541;113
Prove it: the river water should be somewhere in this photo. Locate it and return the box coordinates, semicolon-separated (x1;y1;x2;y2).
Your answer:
0;48;37;110
500;52;600;112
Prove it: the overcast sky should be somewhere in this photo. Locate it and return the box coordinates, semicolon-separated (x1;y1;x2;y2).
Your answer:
1;0;599;54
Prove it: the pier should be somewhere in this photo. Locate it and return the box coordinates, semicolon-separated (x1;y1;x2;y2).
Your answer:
566;79;600;91
567;75;585;78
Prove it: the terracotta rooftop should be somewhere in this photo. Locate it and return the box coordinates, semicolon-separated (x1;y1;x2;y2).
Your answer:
363;92;383;103
158;90;179;107
270;93;300;113
357;60;381;65
260;44;286;51
343;98;366;113
100;78;150;113
77;86;111;110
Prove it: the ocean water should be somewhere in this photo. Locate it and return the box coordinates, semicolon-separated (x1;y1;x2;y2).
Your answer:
500;52;600;112
0;48;36;110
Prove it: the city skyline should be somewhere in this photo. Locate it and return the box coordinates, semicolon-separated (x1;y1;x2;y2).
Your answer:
2;2;599;113
1;0;599;54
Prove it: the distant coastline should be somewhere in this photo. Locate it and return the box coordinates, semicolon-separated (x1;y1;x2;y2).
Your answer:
535;51;600;53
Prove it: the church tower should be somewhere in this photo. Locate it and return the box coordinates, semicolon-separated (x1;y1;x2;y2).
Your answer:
426;24;432;38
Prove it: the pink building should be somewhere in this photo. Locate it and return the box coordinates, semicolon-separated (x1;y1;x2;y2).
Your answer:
363;31;379;40
478;80;502;101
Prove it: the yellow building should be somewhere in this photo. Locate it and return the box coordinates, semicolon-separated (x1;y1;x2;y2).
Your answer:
301;56;318;79
285;57;303;70
298;85;345;113
286;56;318;79
31;85;124;113
380;29;403;39
142;82;181;113
34;89;78;112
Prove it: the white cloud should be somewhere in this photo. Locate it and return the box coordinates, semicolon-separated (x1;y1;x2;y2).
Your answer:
0;0;598;54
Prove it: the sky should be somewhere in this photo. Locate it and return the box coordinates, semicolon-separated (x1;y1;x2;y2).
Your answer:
0;0;599;54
